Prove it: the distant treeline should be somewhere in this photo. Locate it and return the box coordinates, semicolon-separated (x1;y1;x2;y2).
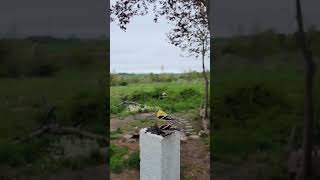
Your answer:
215;28;320;59
111;71;210;86
0;37;108;78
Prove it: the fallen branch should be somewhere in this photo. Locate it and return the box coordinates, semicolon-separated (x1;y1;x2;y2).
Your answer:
14;124;108;145
50;126;108;144
14;125;51;143
119;101;143;106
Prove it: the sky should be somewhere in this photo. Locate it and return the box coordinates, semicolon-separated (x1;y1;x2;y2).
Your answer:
110;14;210;74
0;0;319;38
1;0;319;73
110;1;210;74
0;0;108;38
213;0;320;37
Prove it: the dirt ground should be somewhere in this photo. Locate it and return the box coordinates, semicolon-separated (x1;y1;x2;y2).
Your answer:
49;165;107;180
110;138;210;180
110;113;210;180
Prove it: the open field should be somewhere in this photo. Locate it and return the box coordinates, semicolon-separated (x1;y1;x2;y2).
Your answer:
212;30;320;179
110;73;210;179
0;38;108;179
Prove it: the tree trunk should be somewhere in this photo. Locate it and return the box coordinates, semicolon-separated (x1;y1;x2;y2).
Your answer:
202;41;209;132
295;0;316;178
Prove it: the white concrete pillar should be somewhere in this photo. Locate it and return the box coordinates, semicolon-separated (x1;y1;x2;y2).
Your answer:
140;128;180;180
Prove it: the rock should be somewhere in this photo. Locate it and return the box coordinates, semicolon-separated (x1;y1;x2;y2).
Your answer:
123;134;133;139
134;126;139;133
132;133;140;139
199;130;208;137
185;132;190;136
189;135;200;139
128;139;136;143
122;134;134;142
180;132;188;142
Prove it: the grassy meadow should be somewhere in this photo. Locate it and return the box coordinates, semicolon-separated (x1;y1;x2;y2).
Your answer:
111;73;208;115
0;37;108;179
212;30;320;179
110;72;211;177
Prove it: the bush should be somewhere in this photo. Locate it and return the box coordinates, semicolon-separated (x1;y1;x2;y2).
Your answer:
110;144;128;173
119;81;128;86
110;156;126;173
127;151;140;169
28;63;58;77
0;139;47;167
179;88;200;99
129;87;167;102
0;39;59;78
110;147;140;173
62;90;107;129
214;84;288;127
69;47;95;68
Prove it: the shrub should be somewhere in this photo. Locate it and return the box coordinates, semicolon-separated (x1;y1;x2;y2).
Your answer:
110;144;128;173
0;39;59;78
63;90;107;128
119;81;128;86
28;63;58;77
0;139;47;167
127;151;140;169
129;87;167;102
179;88;200;99
110;156;126;173
69;47;94;68
214;84;287;127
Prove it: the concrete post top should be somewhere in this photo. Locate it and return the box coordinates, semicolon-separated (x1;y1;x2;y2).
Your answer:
140;127;180;180
140;127;180;139
140;128;164;139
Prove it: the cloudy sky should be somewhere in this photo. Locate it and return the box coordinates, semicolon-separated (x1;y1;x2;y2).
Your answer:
110;13;210;74
110;1;210;74
213;0;320;36
1;0;319;38
1;0;319;73
0;0;108;38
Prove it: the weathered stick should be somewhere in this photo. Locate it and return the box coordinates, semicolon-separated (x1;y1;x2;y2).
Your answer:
14;125;108;144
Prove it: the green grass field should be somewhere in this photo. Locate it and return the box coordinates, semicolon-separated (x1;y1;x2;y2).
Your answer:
0;38;108;179
111;78;207;115
212;53;320;178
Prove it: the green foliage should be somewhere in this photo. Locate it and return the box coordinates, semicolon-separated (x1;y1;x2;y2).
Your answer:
129;87;167;102
0;138;48;167
61;89;107;130
110;144;128;173
110;156;126;173
110;144;140;173
127;150;140;169
110;74;130;86
112;85;203;114
179;88;200;99
214;84;288;128
0;38;107;78
110;128;123;140
119;81;128;86
0;40;60;77
215;30;303;59
69;46;95;68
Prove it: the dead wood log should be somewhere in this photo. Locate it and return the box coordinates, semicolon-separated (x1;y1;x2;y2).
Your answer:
119;101;142;106
50;126;108;144
14;125;108;145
